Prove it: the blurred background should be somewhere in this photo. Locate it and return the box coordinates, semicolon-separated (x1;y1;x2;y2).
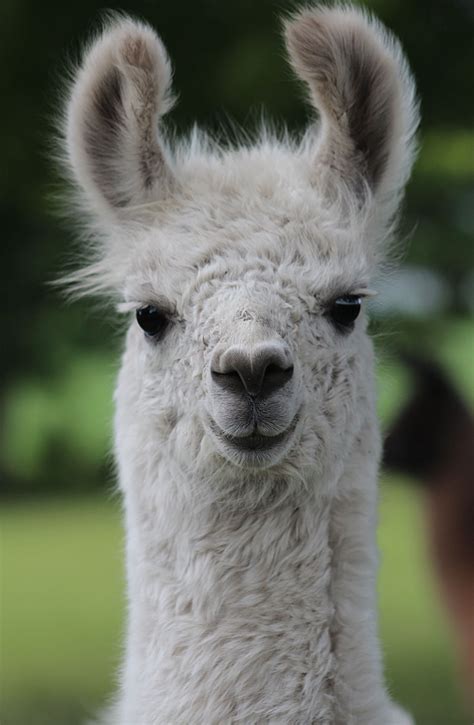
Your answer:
1;0;473;723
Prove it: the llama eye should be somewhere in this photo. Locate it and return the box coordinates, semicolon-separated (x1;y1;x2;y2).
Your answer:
329;295;362;330
136;305;170;340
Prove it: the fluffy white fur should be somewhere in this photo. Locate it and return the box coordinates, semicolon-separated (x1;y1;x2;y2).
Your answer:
61;4;419;723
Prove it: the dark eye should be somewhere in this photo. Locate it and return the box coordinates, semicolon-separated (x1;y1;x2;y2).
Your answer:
329;295;362;330
136;305;170;340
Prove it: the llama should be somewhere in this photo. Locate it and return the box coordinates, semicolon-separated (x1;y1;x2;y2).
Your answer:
61;5;419;723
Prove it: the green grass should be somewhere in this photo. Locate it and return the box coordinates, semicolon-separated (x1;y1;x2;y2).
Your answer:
378;479;469;724
1;496;124;725
2;485;471;725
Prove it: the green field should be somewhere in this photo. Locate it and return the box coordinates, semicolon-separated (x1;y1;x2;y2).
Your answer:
1;496;123;725
2;482;470;725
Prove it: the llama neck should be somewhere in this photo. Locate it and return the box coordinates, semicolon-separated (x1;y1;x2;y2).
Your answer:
119;464;393;724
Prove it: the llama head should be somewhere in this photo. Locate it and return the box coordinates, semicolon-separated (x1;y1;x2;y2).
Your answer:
62;7;419;509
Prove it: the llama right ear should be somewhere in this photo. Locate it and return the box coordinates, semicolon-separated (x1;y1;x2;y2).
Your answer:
64;18;175;220
284;6;419;213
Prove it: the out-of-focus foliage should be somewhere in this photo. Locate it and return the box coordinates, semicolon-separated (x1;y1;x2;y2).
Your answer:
1;0;473;493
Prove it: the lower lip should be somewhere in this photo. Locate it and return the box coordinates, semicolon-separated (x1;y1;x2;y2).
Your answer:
208;416;299;453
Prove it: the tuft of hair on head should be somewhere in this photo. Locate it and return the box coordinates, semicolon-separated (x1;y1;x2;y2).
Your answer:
284;3;420;222
62;15;176;223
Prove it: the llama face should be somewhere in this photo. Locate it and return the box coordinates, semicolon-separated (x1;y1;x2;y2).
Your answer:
63;10;418;500
115;167;375;493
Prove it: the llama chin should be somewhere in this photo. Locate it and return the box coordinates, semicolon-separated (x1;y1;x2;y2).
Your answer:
60;5;419;723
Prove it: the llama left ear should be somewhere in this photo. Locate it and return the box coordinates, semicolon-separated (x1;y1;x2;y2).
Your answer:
64;17;175;221
284;6;419;211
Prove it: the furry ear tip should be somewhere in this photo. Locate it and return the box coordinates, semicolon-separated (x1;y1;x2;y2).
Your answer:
283;5;333;38
72;16;174;119
111;19;172;74
83;17;172;75
120;31;158;70
114;22;174;109
284;7;359;85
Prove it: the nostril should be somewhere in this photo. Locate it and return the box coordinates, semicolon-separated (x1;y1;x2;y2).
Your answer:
211;369;245;396
261;363;294;397
211;360;261;397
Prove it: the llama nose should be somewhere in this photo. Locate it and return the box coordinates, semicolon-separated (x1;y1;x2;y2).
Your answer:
211;345;294;398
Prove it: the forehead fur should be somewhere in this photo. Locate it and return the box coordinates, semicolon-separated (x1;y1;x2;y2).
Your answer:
69;128;375;302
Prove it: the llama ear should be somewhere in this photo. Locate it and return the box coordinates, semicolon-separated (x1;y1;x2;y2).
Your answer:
284;6;419;208
64;17;175;220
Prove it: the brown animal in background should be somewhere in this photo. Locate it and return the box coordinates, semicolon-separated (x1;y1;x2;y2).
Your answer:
384;355;474;702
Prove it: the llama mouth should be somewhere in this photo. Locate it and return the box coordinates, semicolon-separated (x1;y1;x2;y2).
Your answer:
208;415;300;455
